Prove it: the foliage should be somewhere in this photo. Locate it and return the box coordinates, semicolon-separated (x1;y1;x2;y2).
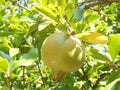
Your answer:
0;0;120;90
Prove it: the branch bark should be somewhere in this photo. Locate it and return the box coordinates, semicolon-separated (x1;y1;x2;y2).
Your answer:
84;0;120;9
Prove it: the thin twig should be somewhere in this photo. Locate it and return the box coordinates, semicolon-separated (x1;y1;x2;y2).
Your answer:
66;21;76;35
110;64;120;70
92;73;106;90
36;61;44;85
81;67;93;89
6;78;12;90
5;73;12;90
22;66;26;86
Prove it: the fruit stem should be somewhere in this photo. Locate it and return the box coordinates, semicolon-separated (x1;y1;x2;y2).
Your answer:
66;22;76;35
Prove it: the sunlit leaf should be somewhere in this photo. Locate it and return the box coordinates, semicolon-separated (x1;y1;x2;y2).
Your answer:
65;2;74;21
104;78;120;90
41;0;48;5
20;16;36;22
38;21;50;31
36;5;60;23
87;15;99;22
9;48;19;57
71;22;85;33
0;0;5;5
75;32;108;44
56;0;66;19
26;36;33;46
0;56;8;73
88;47;110;62
108;34;120;60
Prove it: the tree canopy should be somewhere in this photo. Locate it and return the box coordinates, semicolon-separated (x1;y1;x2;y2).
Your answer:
0;0;120;90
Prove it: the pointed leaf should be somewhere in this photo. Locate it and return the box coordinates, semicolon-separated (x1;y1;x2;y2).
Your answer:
57;0;66;19
88;47;110;62
36;5;60;23
106;70;120;84
38;21;50;31
9;48;19;57
29;23;39;33
26;36;33;46
20;16;36;22
65;2;74;21
0;56;8;73
104;78;120;90
87;15;99;22
108;34;120;60
22;47;38;60
0;32;14;36
74;6;84;22
9;59;35;73
0;51;11;62
75;32;108;44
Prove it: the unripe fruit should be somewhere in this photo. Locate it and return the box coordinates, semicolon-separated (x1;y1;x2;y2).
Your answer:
41;32;85;82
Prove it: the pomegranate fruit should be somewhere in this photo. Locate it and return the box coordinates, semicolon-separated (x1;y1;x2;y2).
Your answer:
41;32;85;82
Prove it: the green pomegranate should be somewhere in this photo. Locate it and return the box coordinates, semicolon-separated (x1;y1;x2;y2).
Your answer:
41;32;85;82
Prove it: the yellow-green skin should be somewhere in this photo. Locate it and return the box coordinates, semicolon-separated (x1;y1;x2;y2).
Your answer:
41;32;85;82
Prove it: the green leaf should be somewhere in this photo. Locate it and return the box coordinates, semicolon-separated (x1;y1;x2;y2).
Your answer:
65;2;74;21
57;23;68;33
12;34;24;47
20;16;36;22
56;0;66;19
0;0;5;5
26;36;33;46
71;22;85;33
0;32;14;36
9;48;19;57
104;78;120;90
22;47;38;60
41;0;48;5
106;70;120;84
87;15;99;22
74;6;84;22
1;86;9;90
0;51;11;62
115;59;120;67
29;23;39;33
88;47;110;62
108;34;120;60
0;56;8;73
36;5;60;23
9;59;35;73
38;21;50;31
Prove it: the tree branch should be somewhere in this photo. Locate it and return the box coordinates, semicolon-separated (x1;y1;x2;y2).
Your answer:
81;66;93;89
36;61;44;85
92;73;109;90
84;0;120;9
17;0;31;12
